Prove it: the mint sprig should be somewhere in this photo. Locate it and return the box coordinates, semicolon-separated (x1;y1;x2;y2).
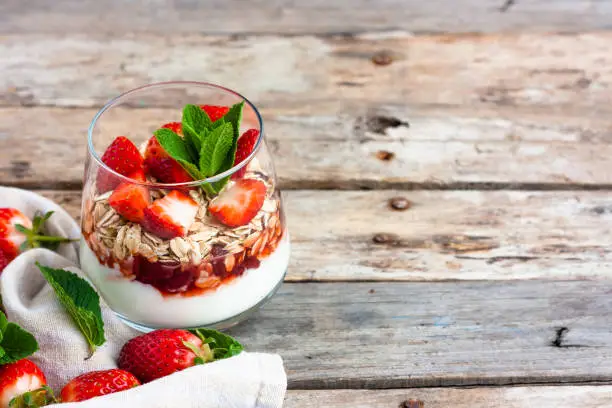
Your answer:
36;264;105;356
0;310;38;365
154;102;245;197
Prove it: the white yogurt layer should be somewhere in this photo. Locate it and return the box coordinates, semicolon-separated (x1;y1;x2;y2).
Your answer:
79;234;290;328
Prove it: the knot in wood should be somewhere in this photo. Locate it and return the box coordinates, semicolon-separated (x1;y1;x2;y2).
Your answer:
372;233;398;244
372;50;394;66
399;400;424;408
389;197;412;211
376;150;395;161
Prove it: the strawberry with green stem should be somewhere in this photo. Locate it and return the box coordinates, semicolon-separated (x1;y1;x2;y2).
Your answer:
0;209;76;272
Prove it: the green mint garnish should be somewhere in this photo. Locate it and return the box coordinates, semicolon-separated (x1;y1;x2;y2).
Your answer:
0;310;39;365
37;264;105;356
189;328;244;360
154;102;246;197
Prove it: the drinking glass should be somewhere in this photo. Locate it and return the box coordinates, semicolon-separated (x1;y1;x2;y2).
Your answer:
80;82;290;332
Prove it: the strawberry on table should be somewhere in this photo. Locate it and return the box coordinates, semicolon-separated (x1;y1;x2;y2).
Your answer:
142;190;198;239
118;329;213;383
231;129;259;180
0;359;51;408
143;135;193;184
97;136;145;193
60;369;140;403
0;209;74;273
199;105;229;122
209;179;266;227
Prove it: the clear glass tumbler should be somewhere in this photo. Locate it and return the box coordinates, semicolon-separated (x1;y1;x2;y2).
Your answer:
80;82;290;332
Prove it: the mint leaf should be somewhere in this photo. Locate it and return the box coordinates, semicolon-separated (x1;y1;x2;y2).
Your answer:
0;311;8;333
177;159;204;181
209;101;245;192
182;104;211;154
0;311;38;364
155;128;195;163
199;123;233;177
189;328;244;360
0;323;38;364
37;264;105;354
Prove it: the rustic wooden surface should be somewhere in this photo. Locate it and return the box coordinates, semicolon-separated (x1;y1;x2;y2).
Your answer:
285;386;612;407
3;2;612;407
40;190;612;281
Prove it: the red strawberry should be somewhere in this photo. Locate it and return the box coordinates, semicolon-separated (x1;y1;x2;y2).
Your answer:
0;250;10;273
0;359;48;407
143;136;193;184
97;136;145;193
118;329;213;383
142;190;198;239
199;105;229;122
108;172;150;223
0;208;32;260
0;209;74;268
60;369;140;403
231;129;259;180
161;121;183;135
208;179;266;227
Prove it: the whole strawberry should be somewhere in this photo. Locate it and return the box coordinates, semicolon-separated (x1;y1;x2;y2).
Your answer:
118;329;213;383
0;209;74;273
60;369;140;403
0;359;52;407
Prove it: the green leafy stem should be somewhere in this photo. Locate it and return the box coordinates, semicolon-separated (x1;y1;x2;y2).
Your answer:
155;102;244;197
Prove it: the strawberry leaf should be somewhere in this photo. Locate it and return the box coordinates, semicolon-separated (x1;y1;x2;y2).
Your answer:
0;311;38;364
37;264;105;356
189;328;244;361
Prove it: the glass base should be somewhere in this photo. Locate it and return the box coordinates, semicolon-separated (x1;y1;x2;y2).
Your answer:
115;269;287;333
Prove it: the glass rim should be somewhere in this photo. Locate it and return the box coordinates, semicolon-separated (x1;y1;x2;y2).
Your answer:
87;81;265;188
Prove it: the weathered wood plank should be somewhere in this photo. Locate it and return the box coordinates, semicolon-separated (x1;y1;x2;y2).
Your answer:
1;33;611;112
285;386;612;407
230;281;612;388
2;1;612;35
39;190;612;281
2;106;612;188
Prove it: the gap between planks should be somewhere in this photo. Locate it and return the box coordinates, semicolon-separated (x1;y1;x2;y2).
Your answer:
34;189;612;282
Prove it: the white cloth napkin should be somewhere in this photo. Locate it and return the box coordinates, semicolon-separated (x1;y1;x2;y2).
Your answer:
0;187;287;408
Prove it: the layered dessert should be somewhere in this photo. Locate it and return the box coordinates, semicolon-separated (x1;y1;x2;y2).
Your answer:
81;103;290;328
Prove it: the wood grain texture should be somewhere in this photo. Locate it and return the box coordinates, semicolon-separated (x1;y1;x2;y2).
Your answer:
38;189;612;281
2;105;612;188
285;386;612;407
1;33;611;111
2;0;612;34
229;281;612;388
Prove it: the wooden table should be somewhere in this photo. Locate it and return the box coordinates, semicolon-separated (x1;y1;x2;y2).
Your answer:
2;1;612;406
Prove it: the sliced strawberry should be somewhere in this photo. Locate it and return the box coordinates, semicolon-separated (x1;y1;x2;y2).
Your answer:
60;369;140;402
209;179;266;227
161;121;183;136
0;359;48;407
199;105;229;122
108;172;151;223
97;136;145;192
231;129;259;180
142;190;198;239
143;136;193;184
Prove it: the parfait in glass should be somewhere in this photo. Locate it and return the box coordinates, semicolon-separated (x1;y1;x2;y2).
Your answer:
80;82;290;331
